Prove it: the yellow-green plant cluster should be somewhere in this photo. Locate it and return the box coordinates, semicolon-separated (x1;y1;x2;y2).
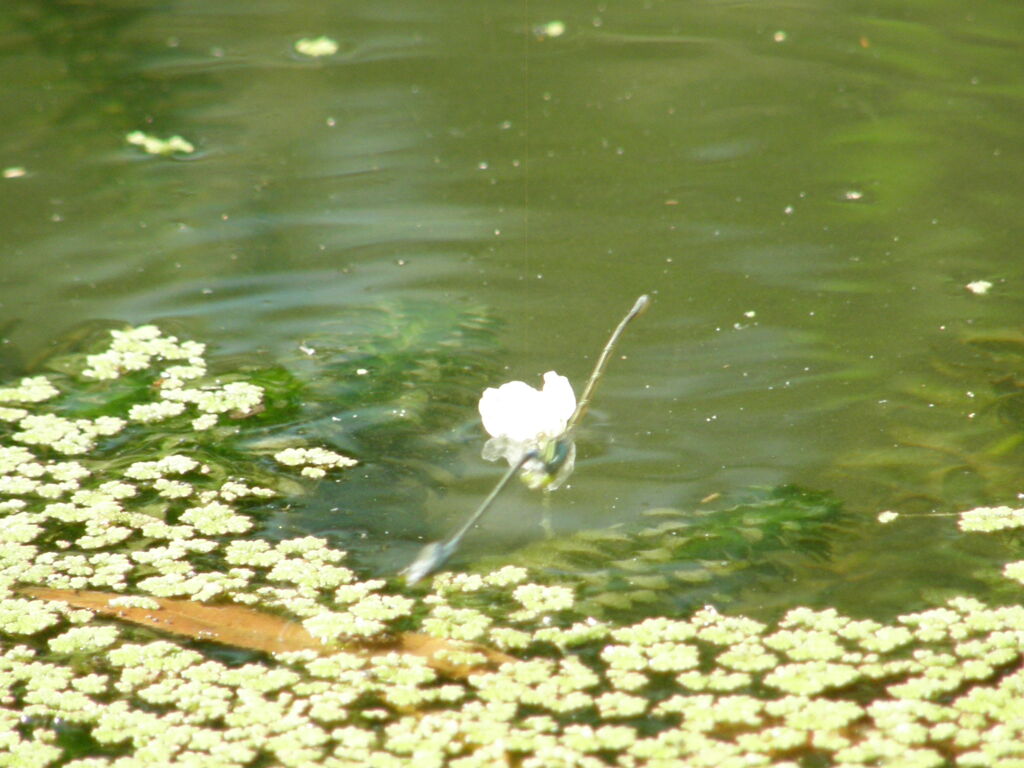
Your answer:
2;324;1024;767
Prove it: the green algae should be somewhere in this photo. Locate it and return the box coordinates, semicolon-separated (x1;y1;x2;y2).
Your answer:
4;323;1024;766
467;485;845;620
829;327;1024;519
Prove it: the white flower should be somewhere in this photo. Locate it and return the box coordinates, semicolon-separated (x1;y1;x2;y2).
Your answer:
478;371;577;490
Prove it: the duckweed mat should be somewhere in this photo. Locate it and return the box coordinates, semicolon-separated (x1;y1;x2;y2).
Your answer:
3;322;1024;767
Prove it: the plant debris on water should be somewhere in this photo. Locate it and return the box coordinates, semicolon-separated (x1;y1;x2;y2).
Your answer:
2;318;1024;767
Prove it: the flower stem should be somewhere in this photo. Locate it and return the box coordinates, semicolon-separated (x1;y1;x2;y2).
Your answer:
403;450;537;585
567;294;650;432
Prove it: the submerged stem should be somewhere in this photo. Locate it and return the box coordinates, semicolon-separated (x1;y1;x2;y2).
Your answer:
403;451;535;585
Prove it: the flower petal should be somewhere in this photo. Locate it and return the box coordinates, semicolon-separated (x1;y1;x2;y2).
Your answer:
478;371;575;443
540;371;576;432
479;381;543;441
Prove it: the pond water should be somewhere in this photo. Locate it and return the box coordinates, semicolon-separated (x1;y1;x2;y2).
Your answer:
2;0;1022;621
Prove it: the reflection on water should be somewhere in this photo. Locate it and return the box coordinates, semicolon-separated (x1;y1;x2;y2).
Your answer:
1;0;1023;618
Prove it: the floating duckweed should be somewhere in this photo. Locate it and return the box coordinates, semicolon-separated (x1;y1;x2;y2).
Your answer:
137;570;250;601
837;741;945;767
70;673;109;696
653;692;715;723
303;609;384;640
606;668;648;691
482;565;529;587
153;478;193;499
676;669;752;692
276;536;343;559
295;36;339;57
107;595;161;610
561;724;602;753
303;652;368;679
554;657;601;690
431;648;490;671
601;644;648;671
888;673;964;701
716;694;767;727
307;690;355;723
764;629;846;661
14;413;125;455
268;558;355;591
595;691;647;719
162;381;264;416
0;512;43;543
0;375;60;403
12;322;1024;767
0;445;36;471
533;619;609;648
85;553;134;588
646;642;700;672
107;640;203;672
1002;561;1024;584
511;583;575;616
83;325;205;380
131;541;205;568
225;665;301;695
716;642;779;673
371;652;435;682
0;739;63;766
611;616;696;645
0;474;39;494
218;480;275;501
78;521;134;549
955;598;1017;627
769;696;863;731
347;593;415;623
274;447;358;478
254;587;321;617
509;659;557;686
17;461;46;478
128;400;187;423
736;726;807;753
162;363;207;382
224;539;284;567
537;691;598;717
124;454;199;480
192;413;218;431
763;661;861;695
125;131;195;156
780;606;849;633
422;605;491;641
900;607;960;643
488;626;532;650
179;501;253;535
959;505;1024;532
857;624;914;653
0;597;62;635
97;480;136;498
693;610;766;645
432;572;487;594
